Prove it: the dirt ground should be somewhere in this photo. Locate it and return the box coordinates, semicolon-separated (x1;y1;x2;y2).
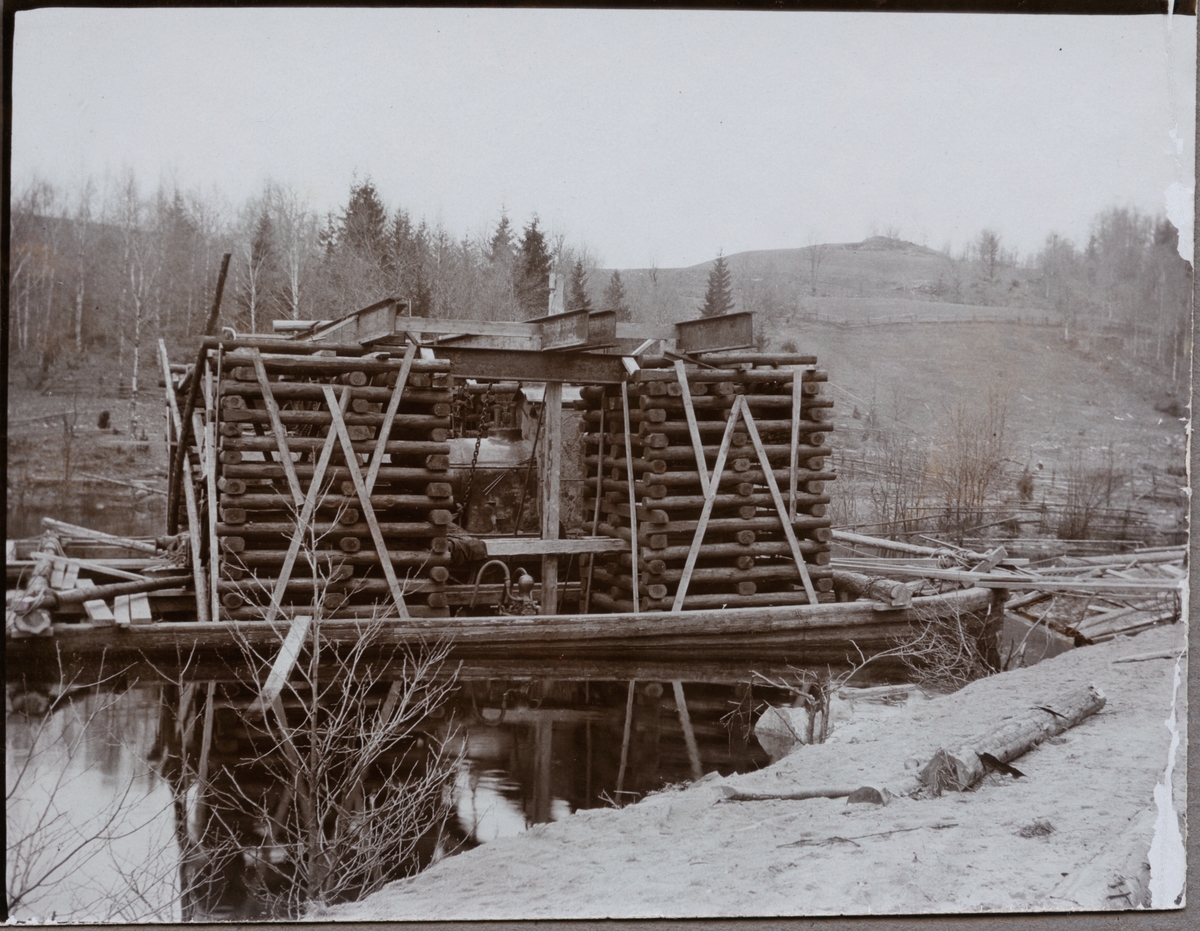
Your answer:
325;622;1187;920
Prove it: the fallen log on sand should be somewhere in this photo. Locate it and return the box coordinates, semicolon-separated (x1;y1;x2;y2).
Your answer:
919;683;1106;793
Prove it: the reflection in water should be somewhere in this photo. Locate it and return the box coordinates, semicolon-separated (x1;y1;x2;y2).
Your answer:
5;685;180;922
5;666;799;921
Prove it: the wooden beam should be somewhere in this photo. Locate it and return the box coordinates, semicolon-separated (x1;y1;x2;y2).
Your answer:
673;680;703;781
789;365;805;520
540;382;563;615
582;403;606;613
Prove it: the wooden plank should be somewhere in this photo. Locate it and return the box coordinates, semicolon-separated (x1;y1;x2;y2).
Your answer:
129;592;153;625
671;397;744;612
197;681;216;799
113;594;131;628
250;348;304;507
365;341;417;496
181;453;210;624
76;579;116;625
259;614;313;709
741;405;819;604
540;382;563;615
674;360;710;498
323;385;411;619
262;389;349;624
484;536;626;557
390;316;542;339
49;558;67;590
621;382;641;612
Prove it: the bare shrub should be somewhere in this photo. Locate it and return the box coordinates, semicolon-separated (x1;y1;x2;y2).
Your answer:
1057;449;1121;540
927;388;1009;539
866;427;928;537
888;600;994;693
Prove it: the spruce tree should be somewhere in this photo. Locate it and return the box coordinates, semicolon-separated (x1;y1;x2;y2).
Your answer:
517;216;552;317
602;269;631;322
340;179;389;268
567;258;593;312
700;250;735;317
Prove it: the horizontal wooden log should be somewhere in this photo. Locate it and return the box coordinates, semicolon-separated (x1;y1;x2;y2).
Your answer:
15;587;995;656
221;493;451;511
919;684;1106;792
220;350;450;376
642;420;830;439
832;570;914;607
643;468;836;488
221;436;450;456
221;381;451;405
222;463;449;481
586;490;830;511
620;541;831;564
645;444;832;464
217;520;446;537
221;407;451;430
481;536;628;557
231;549;452;568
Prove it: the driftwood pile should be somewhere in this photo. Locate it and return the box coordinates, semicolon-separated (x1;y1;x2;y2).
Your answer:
830;531;1185;644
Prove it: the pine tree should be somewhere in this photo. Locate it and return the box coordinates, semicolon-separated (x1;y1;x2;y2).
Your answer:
340;179;389;269
602;269;630;322
488;211;515;265
517;216;552;317
567;258;592;312
700;250;735;317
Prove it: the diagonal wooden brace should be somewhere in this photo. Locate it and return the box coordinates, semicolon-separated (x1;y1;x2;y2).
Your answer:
674;359;710;498
365;342;417;497
741;404;819;604
251;348;304;507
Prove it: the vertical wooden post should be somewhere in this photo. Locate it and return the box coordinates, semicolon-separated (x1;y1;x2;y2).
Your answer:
621;381;640;612
581;402;605;613
540;382;563;615
789;366;804;521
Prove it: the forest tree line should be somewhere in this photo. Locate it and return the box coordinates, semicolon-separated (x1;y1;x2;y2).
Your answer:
8;172;1191;392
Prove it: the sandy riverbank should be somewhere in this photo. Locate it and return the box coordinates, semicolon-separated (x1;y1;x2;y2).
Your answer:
326;622;1186;920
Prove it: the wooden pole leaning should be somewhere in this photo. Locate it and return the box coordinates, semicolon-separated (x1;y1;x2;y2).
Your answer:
159;339;209;624
250;348;305;507
621;381;641;612
741;404;819;604
364;341;417;496
674;359;710;499
323;385;411;619
670;396;743;612
789;365;805;521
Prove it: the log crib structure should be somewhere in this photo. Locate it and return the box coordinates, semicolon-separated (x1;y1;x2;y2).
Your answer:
6;298;1008;664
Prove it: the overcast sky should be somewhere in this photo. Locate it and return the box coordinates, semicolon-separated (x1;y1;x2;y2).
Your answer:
10;8;1196;268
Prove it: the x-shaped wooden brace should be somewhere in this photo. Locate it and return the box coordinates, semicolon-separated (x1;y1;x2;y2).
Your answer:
257;344;418;623
670;392;818;611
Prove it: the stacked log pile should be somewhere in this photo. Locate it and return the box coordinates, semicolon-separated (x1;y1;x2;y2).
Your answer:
207;346;457;620
580;354;837;613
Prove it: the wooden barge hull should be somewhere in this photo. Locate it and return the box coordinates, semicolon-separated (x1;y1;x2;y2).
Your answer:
5;587;997;665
